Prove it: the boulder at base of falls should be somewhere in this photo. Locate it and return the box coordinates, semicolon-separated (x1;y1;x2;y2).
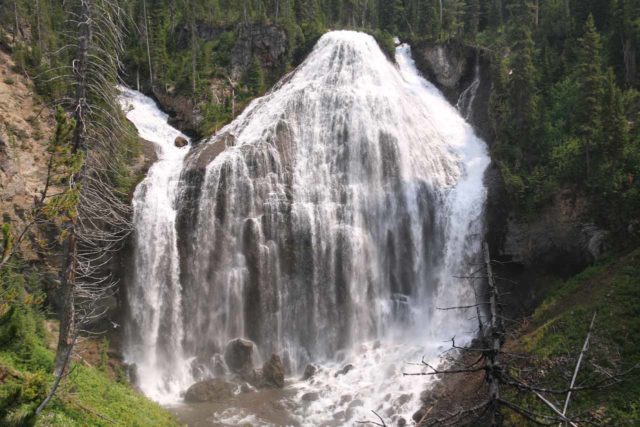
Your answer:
184;378;235;403
302;364;317;380
261;354;285;388
174;136;188;147
412;407;427;423
301;392;320;402
224;338;255;374
334;364;354;377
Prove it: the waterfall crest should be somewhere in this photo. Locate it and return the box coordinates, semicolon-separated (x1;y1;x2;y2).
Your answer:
121;30;490;424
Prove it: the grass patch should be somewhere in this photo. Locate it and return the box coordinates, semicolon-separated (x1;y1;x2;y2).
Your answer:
509;248;640;426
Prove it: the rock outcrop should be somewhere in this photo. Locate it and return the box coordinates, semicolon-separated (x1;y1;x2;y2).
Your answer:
224;338;255;375
151;88;203;138
503;193;606;274
261;354;285;388
0;48;54;261
302;364;317;380
231;24;288;80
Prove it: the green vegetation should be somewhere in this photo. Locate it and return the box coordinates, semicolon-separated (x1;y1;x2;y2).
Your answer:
0;261;179;427
508;248;640;425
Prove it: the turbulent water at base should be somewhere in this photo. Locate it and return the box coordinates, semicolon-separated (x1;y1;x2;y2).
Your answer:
121;31;490;425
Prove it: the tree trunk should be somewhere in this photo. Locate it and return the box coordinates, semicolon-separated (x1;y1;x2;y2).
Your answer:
13;0;19;43
53;224;78;375
190;7;197;96
35;0;43;51
54;0;90;377
484;242;502;427
623;38;636;87
143;0;153;85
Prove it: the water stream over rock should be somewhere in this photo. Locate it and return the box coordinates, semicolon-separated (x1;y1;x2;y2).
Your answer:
120;31;490;426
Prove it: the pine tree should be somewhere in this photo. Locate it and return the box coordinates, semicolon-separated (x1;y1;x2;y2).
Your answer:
378;0;402;33
245;55;265;95
602;67;628;162
464;0;480;40
575;14;604;181
506;1;539;167
487;0;503;29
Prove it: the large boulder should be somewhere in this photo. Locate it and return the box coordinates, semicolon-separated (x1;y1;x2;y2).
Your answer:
223;338;255;374
261;354;285;388
184;378;235;403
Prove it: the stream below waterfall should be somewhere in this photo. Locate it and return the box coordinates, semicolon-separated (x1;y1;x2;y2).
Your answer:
119;31;490;426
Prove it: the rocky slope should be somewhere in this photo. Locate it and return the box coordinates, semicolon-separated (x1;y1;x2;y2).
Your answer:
0;48;53;261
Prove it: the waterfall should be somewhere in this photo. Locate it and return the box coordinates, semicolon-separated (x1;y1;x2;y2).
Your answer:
121;31;490;425
118;87;192;403
456;55;480;120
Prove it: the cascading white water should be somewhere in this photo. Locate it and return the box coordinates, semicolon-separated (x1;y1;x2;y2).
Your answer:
456;57;481;120
121;31;490;425
118;87;192;403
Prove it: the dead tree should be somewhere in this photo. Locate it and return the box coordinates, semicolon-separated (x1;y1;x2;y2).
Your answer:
36;0;133;415
403;243;629;426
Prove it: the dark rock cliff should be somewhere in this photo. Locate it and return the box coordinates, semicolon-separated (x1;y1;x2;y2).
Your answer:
149;22;289;139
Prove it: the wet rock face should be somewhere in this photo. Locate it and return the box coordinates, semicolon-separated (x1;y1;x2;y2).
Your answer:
184;378;235;403
421;44;468;90
224;338;255;374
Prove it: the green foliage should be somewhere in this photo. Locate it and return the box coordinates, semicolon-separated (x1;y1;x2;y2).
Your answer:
514;249;640;425
0;262;178;427
40;108;82;229
244;55;266;95
98;338;109;373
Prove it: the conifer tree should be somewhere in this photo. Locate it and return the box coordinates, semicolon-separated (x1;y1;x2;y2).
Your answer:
245;55;266;95
464;0;481;40
603;67;628;162
505;1;539;167
575;14;604;181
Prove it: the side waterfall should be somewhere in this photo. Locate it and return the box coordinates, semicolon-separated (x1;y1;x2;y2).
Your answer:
121;31;490;425
456;56;481;120
118;87;192;402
